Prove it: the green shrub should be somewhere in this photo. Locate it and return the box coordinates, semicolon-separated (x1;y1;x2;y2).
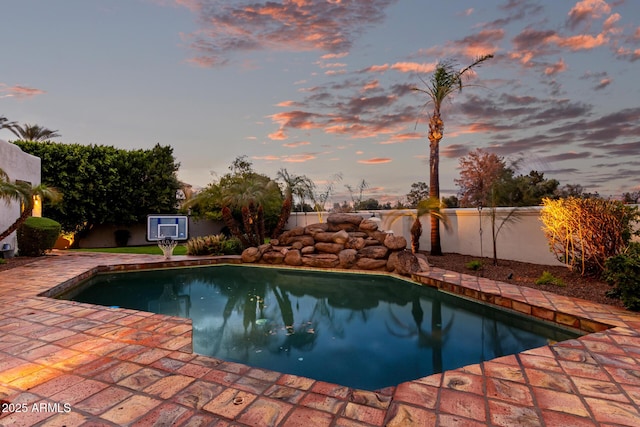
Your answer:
17;216;61;257
465;260;483;271
603;242;640;311
221;237;243;255
0;259;6;265
186;234;243;256
535;271;565;287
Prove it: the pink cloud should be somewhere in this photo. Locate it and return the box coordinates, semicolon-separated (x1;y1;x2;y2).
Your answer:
379;132;421;144
390;62;436;74
357;157;392;164
544;58;568;75
179;0;399;66
283;154;317;163
567;0;611;30
282;141;311;148
0;84;46;99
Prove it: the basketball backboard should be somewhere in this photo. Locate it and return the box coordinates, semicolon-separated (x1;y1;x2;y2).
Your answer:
146;215;189;242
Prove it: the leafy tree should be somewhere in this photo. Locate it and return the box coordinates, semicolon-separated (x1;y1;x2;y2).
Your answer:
441;195;459;208
622;191;640;204
0;167;61;242
9;123;60;141
14;141;180;237
413;54;493;255
356;198;381;211
455;149;509;208
506;171;559;206
184;156;283;244
406;182;429;208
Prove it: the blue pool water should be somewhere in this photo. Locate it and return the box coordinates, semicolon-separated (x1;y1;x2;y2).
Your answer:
58;264;580;390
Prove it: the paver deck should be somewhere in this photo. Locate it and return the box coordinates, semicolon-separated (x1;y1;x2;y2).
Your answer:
1;251;639;426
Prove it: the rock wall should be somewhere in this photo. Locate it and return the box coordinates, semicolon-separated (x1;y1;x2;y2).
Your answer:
241;213;426;276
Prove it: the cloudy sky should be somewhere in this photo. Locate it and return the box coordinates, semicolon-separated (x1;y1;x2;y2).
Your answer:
1;0;639;204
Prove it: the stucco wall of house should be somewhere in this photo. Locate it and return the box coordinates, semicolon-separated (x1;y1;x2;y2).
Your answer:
0;139;41;252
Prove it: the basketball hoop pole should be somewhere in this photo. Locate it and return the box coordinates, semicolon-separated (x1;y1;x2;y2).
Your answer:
158;237;178;259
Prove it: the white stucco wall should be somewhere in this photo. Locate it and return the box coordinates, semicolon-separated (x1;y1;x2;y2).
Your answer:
0;139;41;251
286;208;564;265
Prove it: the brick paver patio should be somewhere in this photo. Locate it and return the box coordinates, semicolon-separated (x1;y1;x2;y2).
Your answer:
1;251;640;426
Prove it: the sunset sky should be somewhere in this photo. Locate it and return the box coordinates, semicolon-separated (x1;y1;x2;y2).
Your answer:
2;0;639;204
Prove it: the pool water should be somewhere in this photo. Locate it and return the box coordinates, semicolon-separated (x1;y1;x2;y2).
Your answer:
59;265;581;390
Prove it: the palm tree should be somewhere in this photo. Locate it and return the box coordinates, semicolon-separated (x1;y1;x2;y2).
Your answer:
272;169;315;238
1;116;17;134
413;54;493;255
385;197;449;253
9;123;60;141
0;168;62;242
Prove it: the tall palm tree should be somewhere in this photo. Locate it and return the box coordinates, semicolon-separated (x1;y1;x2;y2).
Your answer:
0;168;62;242
413;54;493;255
9;123;60;141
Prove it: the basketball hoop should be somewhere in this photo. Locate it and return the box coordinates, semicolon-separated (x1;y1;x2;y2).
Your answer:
158;237;178;259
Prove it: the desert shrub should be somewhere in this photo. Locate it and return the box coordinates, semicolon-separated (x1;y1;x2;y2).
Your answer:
603;242;640;311
0;259;6;265
535;271;565;287
465;260;483;271
540;197;639;275
186;234;240;256
17;216;61;256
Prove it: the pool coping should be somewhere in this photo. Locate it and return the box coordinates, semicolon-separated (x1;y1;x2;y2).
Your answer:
1;251;640;426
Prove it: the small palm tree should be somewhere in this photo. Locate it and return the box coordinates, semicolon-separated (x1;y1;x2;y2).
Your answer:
9;123;60;141
384;197;450;254
413;54;493;255
272;169;315;238
0;168;62;242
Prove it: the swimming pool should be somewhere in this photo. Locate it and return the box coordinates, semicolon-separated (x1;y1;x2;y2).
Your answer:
58;264;581;390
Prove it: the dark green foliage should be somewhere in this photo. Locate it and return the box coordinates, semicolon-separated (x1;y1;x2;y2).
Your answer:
17;216;61;256
604;242;640;311
222;237;243;255
13;141;180;234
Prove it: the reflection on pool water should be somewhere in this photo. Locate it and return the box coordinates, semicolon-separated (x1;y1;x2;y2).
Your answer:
58;264;581;390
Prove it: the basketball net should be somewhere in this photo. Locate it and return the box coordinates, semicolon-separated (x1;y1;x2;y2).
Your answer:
158;237;178;259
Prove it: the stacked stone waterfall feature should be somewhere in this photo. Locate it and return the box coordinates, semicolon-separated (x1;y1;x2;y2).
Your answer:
241;213;427;276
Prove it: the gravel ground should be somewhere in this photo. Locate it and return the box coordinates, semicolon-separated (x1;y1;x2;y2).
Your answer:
426;252;623;308
1;252;623;308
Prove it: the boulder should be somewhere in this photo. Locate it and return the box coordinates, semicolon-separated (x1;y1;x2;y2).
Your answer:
327;222;359;232
368;230;389;244
338;249;358;268
262;251;285;264
388;250;420;276
356;258;388;270
384;234;407;250
241;247;262;263
291;241;303;250
288;235;315;247
301;246;316;255
359;219;379;232
327;213;364;226
358;245;389;259
315;242;344;254
284;249;303;266
345;237;366;250
305;223;329;235
302;254;339;268
313;232;336;243
279;227;304;242
332;230;350;244
270;238;280;246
